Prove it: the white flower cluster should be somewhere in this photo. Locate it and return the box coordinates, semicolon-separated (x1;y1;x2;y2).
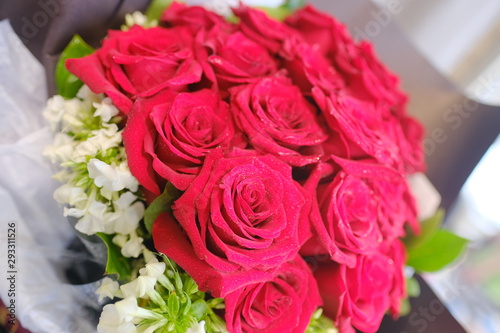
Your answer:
44;85;145;258
96;251;207;333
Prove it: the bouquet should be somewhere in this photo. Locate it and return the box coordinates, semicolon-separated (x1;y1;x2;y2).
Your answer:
43;1;468;332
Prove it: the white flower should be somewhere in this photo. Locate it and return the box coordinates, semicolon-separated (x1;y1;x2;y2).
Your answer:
187;321;206;333
97;304;137;333
139;259;166;279
73;200;109;235
53;184;87;206
121;235;144;258
88;159;138;192
115;297;139;322
109;192;145;234
61;98;87;130
43;133;75;164
43;95;66;131
94;97;119;122
96;277;120;302
77;85;103;104
120;275;157;298
72;125;123;162
124;11;149;28
112;234;128;247
64;206;85;219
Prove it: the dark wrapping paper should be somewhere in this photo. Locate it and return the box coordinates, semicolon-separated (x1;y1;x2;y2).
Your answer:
3;0;499;332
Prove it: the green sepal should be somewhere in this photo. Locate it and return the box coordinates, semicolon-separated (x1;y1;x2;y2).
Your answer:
144;182;181;236
96;232;132;280
145;0;175;23
407;229;468;272
55;35;94;98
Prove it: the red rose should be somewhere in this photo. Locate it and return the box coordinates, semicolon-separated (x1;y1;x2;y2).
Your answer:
301;158;418;267
313;88;423;174
66;25;202;113
282;40;344;94
232;5;303;55
204;27;278;88
161;1;233;33
314;239;407;333
153;149;308;297
286;6;406;109
123;89;239;194
225;255;322;333
230;75;328;166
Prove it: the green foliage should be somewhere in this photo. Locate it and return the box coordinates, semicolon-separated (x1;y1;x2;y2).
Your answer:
144;182;181;236
55;35;94;98
407;230;468;272
306;309;338;333
145;0;174;23
97;233;132;280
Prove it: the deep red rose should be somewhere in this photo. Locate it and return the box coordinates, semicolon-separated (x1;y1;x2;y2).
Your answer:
285;5;407;110
122;89;239;194
225;255;322;333
313;88;424;174
232;5;303;56
285;5;358;75
314;239;407;333
153;149;309;297
301;157;418;267
282;40;344;94
161;1;233;33
66;25;202;113
230;75;328;166
203;27;278;88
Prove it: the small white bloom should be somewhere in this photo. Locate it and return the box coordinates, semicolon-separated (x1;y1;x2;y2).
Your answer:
121;235;144;258
112;234;128;247
77;85;103;104
88;159;139;193
124;11;149;28
96;277;120;302
73;140;100;162
139;259;166;279
115;297;139;322
120;275;157;298
61;98;87;130
91;124;123;151
187;320;206;333
74;200;109;235
94;97;119;122
109;193;145;235
54;184;87;206
43;95;66;131
43;133;75;164
64;206;85;219
97;304;122;333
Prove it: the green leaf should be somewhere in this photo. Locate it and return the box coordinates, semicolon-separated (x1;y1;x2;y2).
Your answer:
144;182;181;236
96;233;132;280
55;35;94;98
407;230;468;272
404;208;445;250
256;6;293;21
145;0;174;23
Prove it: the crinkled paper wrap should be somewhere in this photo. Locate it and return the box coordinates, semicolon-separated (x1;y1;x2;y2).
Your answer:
0;20;101;333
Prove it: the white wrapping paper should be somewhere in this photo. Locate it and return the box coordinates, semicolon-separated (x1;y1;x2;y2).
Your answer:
0;20;100;333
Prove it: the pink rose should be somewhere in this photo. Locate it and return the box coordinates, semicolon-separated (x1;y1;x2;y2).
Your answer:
314;239;407;333
301;157;418;267
153;149;308;297
122;89;239;194
230;75;328;166
66;25;202;113
225;255;322;333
